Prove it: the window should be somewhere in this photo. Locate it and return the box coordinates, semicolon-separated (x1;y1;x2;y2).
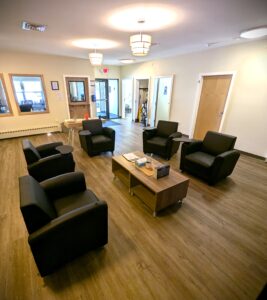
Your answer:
10;74;49;114
0;74;13;116
68;81;86;102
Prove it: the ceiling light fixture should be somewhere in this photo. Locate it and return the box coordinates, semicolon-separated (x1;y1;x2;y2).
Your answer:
89;51;103;66
120;59;136;64
107;4;181;32
130;20;152;56
240;27;267;39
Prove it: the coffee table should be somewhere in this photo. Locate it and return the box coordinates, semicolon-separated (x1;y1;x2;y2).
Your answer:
112;151;189;216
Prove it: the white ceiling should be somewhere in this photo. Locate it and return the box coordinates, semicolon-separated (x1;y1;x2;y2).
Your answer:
0;0;267;65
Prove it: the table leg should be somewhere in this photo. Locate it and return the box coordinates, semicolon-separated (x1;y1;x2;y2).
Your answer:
68;129;72;145
71;128;75;146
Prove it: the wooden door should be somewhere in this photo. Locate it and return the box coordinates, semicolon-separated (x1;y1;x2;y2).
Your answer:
65;77;90;119
193;75;232;140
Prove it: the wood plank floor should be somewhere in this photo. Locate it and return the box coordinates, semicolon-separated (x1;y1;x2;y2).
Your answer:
0;119;266;300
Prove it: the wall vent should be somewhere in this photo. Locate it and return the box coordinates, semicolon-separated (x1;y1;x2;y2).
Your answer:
0;125;61;139
21;21;47;32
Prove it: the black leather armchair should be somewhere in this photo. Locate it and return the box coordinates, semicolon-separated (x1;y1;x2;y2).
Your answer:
143;120;182;160
19;172;108;277
22;139;75;182
180;131;240;185
79;119;115;156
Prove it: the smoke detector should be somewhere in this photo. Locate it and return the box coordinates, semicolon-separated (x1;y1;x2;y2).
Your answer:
21;21;47;32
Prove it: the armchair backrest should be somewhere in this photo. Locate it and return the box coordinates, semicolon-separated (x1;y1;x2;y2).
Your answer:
22;139;41;164
157;120;178;138
19;104;32;112
202;131;237;156
19;175;56;234
82;119;103;135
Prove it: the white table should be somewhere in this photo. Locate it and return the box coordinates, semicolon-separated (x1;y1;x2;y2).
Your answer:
64;119;83;145
64;118;99;145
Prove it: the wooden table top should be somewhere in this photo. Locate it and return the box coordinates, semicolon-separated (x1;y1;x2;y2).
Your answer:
112;151;189;193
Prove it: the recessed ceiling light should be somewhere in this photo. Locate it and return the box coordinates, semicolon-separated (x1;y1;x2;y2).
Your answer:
107;4;182;32
21;21;47;32
240;27;267;39
120;59;135;64
72;38;119;49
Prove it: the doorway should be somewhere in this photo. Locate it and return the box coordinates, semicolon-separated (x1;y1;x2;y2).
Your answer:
193;74;233;140
150;76;174;127
65;77;90;119
135;79;149;125
95;79;119;119
122;78;133;120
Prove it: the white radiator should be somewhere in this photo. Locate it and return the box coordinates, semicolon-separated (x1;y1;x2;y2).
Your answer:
0;124;62;139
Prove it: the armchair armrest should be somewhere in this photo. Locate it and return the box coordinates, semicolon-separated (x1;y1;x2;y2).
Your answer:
216;150;240;159
143;128;157;139
211;150;240;184
169;132;183;139
182;140;203;155
28;200;108;276
103;127;115;139
180;140;203;170
36;142;63;157
40;172;86;200
79;130;92;136
29;153;61;167
28;153;75;182
143;127;156;130
79;130;93;153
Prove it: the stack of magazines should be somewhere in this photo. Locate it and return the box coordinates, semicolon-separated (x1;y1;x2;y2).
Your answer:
123;152;139;162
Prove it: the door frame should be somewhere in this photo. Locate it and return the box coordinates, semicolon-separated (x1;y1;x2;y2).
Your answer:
63;74;91;119
189;71;236;138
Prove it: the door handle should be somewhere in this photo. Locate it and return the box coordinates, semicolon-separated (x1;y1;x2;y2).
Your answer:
219;111;224;116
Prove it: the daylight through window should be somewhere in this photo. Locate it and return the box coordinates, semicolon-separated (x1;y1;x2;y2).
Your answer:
0;74;13;116
11;75;48;113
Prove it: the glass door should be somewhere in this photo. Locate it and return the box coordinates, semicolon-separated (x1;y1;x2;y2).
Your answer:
95;79;108;119
95;79;119;119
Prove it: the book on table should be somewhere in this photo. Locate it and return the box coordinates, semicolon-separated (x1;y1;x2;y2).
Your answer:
123;152;139;162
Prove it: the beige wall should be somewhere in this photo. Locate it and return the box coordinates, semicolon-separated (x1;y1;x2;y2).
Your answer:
94;65;120;79
0;51;94;132
1;41;266;157
121;40;267;157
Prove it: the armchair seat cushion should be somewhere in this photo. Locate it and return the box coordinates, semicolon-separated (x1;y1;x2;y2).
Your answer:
91;135;112;144
147;136;167;147
186;152;215;168
54;190;99;216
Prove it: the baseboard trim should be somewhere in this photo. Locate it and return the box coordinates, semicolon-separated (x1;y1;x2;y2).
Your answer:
237;150;265;161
